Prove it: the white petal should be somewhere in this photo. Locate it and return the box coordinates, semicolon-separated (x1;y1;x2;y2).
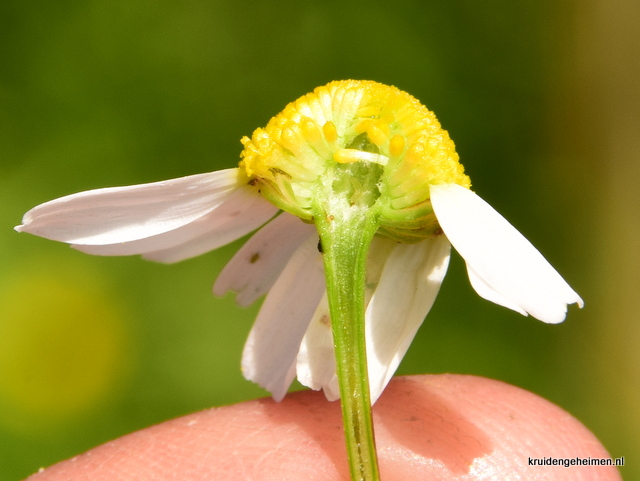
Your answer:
364;236;397;304
466;264;527;316
142;187;278;263
72;186;278;263
296;294;340;402
365;235;451;404
241;235;325;401
430;183;584;324
71;186;270;262
213;213;316;307
16;169;242;245
71;205;226;257
295;236;397;403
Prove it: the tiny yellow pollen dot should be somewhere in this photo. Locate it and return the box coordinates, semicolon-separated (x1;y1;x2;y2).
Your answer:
323;121;338;144
357;106;380;118
301;117;322;144
354;119;372;135
355;118;391;146
389;135;405;158
406;142;426;166
281;124;302;153
367;124;388;147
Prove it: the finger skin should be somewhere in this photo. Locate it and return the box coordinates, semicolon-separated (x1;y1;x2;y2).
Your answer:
26;374;621;481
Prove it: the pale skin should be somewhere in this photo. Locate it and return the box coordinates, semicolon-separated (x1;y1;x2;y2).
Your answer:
27;375;621;481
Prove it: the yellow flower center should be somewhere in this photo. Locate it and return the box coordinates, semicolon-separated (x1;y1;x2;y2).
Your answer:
239;80;471;241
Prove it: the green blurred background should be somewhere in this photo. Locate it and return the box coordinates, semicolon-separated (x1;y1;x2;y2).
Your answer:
1;0;637;479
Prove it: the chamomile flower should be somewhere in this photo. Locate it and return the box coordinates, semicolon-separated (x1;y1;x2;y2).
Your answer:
16;80;582;404
17;80;583;480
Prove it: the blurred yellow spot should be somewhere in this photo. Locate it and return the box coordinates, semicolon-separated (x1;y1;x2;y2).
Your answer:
0;268;131;436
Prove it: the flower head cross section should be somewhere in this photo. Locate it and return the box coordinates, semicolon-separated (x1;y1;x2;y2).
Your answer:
16;80;583;406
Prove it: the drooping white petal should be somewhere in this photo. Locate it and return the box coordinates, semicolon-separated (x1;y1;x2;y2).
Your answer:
141;187;278;263
365;235;451;404
16;169;243;245
241;235;325;401
466;264;527;316
294;236;397;402
364;236;397;304
430;183;584;324
73;185;276;262
296;294;340;401
213;213;316;307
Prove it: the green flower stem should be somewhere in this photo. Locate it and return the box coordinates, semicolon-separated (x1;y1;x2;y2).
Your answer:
314;199;381;481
